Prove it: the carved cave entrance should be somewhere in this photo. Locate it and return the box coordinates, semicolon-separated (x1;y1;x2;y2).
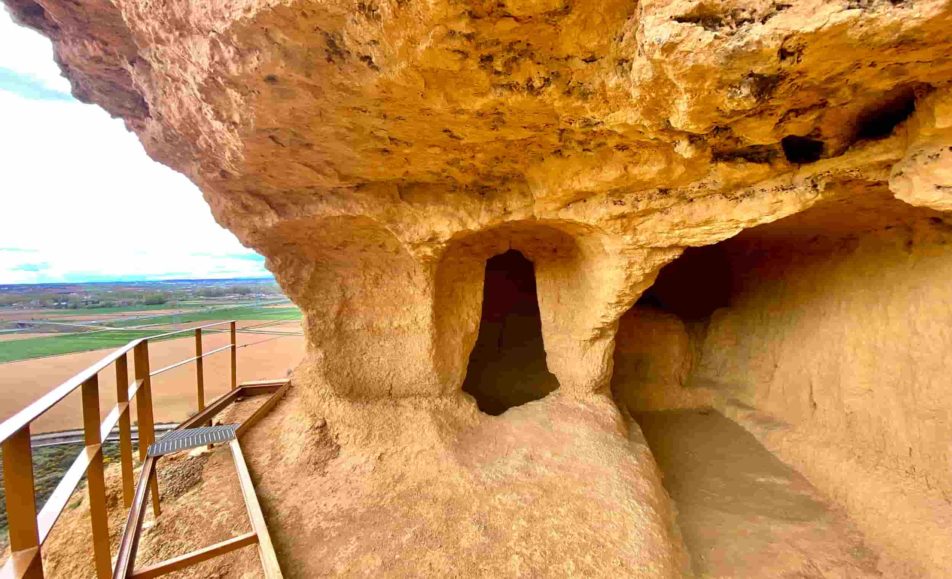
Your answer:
606;189;952;576
462;250;559;415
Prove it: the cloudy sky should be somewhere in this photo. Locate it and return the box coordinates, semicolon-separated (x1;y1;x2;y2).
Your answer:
0;8;270;284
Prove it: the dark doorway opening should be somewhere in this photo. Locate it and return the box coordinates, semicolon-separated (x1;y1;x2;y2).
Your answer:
462;250;559;415
635;244;733;321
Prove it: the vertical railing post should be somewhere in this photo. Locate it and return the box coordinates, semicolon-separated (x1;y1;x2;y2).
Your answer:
133;340;161;517
2;425;43;578
81;375;112;579
194;327;205;413
115;353;135;508
230;321;237;390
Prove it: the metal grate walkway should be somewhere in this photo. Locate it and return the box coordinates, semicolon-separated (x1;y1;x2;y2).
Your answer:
147;424;238;457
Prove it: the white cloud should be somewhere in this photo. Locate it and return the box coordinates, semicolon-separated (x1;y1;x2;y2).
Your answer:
0;9;268;284
0;8;70;93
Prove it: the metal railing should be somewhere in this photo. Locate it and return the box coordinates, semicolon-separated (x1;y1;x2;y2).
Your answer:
0;320;240;579
112;379;288;579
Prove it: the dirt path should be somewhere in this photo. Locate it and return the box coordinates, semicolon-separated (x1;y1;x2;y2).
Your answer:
636;409;882;578
0;321;304;433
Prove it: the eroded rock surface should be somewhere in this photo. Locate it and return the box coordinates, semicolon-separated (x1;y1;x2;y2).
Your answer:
8;0;952;397
7;0;952;576
611;189;952;576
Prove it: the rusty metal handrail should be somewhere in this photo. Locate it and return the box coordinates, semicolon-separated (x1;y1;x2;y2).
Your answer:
0;320;240;579
0;343;140;446
0;321;233;446
138;320;233;341
149;344;232;377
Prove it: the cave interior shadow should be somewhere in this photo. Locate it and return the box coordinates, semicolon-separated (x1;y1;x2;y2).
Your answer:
462;249;560;415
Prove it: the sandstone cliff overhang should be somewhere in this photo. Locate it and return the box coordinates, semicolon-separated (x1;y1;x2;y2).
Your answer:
7;0;951;400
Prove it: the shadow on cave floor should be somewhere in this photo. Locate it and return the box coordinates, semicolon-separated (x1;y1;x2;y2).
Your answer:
636;409;882;578
463;250;559;416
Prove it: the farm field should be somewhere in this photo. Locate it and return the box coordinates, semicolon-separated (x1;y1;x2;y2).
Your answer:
0;310;47;322
0;304;301;363
33;304;199;316
0;278;304;432
0;329;190;364
112;305;301;327
0;320;305;433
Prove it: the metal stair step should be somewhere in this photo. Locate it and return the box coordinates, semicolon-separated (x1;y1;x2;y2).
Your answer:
147;424;238;457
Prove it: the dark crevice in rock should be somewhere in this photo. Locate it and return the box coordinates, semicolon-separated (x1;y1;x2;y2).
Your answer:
5;0;55;32
712;144;781;164
672;11;726;32
852;85;919;142
781;135;825;164
636;245;732;322
673;3;789;32
745;72;784;101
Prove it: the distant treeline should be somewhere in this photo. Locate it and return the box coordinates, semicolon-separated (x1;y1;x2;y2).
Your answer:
0;280;286;310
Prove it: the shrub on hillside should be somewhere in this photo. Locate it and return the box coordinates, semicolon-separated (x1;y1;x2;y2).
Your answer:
143;293;168;305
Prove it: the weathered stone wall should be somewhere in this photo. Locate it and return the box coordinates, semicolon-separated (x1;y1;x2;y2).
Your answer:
696;191;952;496
609;187;952;575
691;192;952;575
610;306;712;413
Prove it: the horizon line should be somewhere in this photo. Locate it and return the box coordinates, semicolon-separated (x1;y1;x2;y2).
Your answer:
0;275;278;287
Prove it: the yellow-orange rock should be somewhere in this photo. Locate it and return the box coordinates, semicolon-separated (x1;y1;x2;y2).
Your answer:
7;0;952;575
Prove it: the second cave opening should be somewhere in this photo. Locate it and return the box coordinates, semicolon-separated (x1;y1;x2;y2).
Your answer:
462;249;559;415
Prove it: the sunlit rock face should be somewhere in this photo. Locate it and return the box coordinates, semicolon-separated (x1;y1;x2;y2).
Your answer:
9;0;951;398
7;0;952;575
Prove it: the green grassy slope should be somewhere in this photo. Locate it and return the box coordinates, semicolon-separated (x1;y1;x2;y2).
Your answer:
0;330;181;364
115;305;302;327
0;305;302;363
